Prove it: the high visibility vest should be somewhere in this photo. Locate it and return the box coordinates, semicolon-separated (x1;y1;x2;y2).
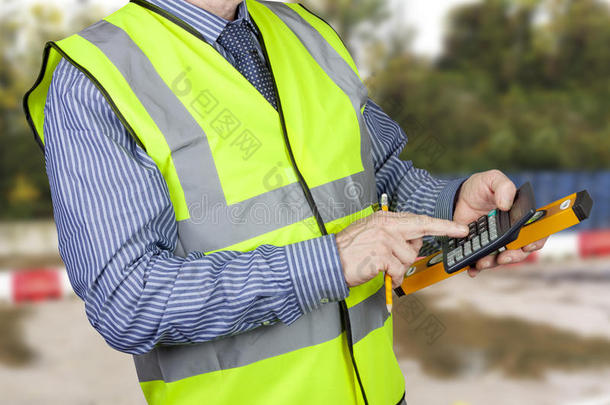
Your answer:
24;1;406;404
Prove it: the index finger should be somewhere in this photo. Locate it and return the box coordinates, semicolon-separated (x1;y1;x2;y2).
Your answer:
399;215;469;239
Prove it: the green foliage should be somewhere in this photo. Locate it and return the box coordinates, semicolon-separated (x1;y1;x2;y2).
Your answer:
2;1;609;219
0;3;104;220
364;0;610;173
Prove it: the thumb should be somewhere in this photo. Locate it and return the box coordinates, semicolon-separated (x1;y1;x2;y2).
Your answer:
489;171;516;211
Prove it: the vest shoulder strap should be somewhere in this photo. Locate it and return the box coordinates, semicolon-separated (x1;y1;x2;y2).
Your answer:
256;1;361;77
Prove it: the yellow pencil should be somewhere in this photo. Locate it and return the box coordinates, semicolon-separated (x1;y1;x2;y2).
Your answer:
381;193;392;313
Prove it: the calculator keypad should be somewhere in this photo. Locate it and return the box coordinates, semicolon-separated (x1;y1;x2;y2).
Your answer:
445;210;501;268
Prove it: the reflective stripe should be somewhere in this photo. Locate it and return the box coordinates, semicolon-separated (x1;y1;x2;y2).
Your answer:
260;1;377;210
134;285;386;383
79;20;375;255
348;285;390;344
178;170;375;252
312;171;375;224
134;301;341;383
78;20;226;217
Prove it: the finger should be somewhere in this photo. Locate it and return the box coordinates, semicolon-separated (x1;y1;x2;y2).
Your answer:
396;215;469;239
468;267;481;278
475;254;498;270
385;256;407;289
384;236;418;266
523;237;549;252
489;171;517;211
409;238;423;254
496;249;529;265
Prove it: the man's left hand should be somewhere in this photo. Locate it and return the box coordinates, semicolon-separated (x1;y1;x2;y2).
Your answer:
453;170;548;277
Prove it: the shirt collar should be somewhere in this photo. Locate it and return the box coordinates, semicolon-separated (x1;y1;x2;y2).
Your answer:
144;0;255;44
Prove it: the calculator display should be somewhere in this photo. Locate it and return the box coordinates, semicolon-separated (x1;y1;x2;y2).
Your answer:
509;183;536;226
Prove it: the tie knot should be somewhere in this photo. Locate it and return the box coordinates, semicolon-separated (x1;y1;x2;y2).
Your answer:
217;21;256;55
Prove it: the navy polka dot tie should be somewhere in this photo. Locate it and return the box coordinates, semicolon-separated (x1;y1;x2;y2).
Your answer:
218;21;278;110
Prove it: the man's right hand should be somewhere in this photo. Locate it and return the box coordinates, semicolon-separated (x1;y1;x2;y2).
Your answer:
335;211;469;288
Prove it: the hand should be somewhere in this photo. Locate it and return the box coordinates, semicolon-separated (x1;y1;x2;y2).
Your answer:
454;170;548;277
336;211;468;288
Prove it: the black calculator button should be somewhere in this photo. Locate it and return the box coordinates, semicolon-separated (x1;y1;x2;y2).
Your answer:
469;222;477;232
448;239;456;249
458;238;467;246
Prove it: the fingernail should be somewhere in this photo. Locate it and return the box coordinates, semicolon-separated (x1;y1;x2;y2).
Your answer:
524;244;536;252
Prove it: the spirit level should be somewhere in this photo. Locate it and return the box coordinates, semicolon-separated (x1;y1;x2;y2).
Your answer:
395;190;593;297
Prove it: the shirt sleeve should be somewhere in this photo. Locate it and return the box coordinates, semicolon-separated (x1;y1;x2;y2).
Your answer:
363;99;466;221
44;59;348;355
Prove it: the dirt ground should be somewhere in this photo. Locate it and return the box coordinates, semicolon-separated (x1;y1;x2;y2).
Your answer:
1;258;610;404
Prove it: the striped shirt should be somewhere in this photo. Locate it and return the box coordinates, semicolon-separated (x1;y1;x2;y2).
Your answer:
43;0;463;354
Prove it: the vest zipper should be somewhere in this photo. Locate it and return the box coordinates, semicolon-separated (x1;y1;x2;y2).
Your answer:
253;22;370;405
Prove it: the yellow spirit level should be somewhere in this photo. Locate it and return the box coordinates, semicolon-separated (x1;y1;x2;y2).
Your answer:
395;190;593;297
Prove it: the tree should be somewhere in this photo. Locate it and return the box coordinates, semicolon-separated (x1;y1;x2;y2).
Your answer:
0;2;104;219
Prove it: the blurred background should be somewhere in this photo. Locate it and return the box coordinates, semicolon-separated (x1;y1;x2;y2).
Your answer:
1;0;610;403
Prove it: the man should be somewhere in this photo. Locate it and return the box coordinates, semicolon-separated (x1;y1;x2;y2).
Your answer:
23;0;546;404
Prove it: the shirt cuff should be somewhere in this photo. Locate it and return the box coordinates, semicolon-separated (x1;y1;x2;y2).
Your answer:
433;177;468;221
284;234;349;314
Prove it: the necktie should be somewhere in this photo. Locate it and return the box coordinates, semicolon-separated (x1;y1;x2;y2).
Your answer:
217;21;278;110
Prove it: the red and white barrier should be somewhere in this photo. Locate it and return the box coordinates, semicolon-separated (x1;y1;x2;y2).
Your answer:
0;268;72;304
527;231;610;263
1;231;610;304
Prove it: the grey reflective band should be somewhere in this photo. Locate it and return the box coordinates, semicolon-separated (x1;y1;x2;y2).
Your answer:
312;171;374;224
178;170;373;253
79;20;226;215
260;1;377;212
348;286;390;344
134;286;386;383
78;20;375;255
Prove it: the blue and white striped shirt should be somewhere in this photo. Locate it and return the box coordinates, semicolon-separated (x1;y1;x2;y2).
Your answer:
43;0;463;354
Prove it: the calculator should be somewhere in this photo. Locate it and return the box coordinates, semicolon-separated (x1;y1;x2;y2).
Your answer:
442;182;537;274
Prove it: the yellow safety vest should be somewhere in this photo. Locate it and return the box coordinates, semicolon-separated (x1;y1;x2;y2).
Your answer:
24;1;406;404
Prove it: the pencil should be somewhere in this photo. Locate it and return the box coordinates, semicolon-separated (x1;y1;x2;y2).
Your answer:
381;193;392;313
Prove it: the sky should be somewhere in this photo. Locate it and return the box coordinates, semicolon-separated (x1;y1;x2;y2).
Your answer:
401;0;481;56
13;0;610;57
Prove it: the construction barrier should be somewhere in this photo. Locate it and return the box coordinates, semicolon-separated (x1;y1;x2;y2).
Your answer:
0;267;72;304
2;230;610;304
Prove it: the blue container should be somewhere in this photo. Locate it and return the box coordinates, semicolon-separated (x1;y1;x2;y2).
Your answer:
451;171;608;230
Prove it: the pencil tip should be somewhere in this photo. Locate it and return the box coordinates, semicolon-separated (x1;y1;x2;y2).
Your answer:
386;304;393;313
